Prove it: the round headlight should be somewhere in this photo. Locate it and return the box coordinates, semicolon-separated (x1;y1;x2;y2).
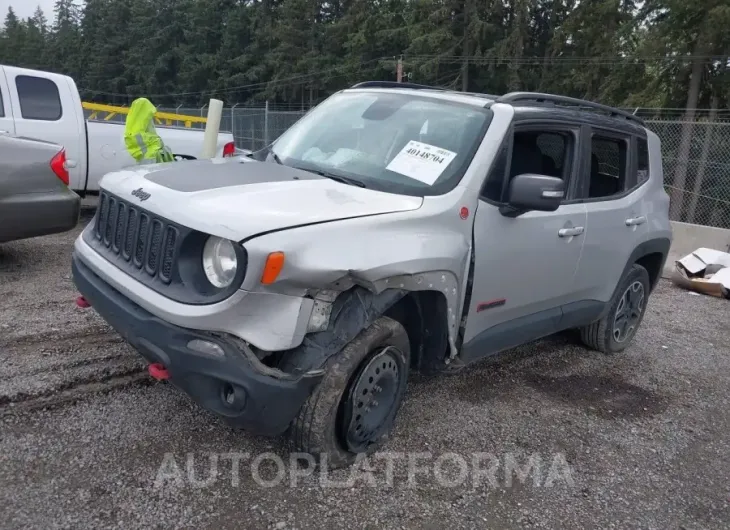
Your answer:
202;236;238;288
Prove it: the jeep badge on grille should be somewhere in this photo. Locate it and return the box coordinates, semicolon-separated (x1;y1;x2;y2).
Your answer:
131;188;151;201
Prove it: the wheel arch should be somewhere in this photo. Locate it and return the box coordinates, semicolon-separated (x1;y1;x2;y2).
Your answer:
277;284;456;376
276;287;406;375
598;237;670;319
629;237;671;291
384;290;451;374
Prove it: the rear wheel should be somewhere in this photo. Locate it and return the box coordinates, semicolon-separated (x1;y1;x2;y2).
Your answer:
288;316;410;469
580;264;651;354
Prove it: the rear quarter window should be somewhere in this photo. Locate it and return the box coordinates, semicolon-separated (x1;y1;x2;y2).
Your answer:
0;88;4;117
15;75;63;121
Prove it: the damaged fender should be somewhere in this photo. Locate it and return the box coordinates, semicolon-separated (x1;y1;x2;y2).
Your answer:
241;204;475;368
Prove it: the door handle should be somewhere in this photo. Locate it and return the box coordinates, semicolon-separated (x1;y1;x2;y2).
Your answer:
558;226;584;238
625;216;646;226
0;130;8;135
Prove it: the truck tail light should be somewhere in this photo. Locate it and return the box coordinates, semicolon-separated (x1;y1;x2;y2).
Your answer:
222;142;236;157
51;149;70;186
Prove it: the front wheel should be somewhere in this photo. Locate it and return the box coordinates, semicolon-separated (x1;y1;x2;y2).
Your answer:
580;263;651;354
288;316;410;469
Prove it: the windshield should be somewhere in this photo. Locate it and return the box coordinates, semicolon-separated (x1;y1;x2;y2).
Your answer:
269;91;492;196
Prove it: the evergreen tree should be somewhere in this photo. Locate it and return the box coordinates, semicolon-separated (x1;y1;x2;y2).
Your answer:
1;8;26;66
49;0;82;78
0;0;727;116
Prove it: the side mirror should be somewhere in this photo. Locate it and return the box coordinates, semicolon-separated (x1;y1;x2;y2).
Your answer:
501;173;565;217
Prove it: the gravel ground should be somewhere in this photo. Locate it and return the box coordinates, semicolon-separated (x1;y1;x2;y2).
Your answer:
1;214;730;529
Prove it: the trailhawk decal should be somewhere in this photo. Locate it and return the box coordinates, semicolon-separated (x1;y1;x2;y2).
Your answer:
386;140;457;185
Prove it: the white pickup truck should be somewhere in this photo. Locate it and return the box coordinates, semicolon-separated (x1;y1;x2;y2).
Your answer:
0;65;237;194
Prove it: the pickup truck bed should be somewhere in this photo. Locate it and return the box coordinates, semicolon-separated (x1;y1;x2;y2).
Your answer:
85;120;233;186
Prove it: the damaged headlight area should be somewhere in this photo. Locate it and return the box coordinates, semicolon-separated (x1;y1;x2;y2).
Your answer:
203;236;238;288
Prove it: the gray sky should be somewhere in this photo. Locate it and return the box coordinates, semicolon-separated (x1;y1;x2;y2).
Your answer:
0;0;56;21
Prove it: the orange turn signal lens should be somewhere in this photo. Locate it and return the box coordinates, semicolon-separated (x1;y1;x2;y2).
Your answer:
261;252;285;285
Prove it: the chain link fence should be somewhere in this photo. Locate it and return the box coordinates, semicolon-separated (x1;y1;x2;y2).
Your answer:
644;118;730;230
88;104;730;230
157;106;306;152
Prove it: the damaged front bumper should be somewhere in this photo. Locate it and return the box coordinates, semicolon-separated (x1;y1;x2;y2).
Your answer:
73;234;315;352
72;253;322;435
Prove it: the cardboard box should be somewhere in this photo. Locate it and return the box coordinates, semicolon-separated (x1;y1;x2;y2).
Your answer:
672;247;730;298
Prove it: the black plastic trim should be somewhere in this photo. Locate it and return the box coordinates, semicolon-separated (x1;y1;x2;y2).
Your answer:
560;300;606;329
497;92;646;126
599;237;671;316
72;253;321;436
460;299;609;364
460;306;563;363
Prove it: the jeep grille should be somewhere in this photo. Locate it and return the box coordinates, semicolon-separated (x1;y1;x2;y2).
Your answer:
94;192;179;284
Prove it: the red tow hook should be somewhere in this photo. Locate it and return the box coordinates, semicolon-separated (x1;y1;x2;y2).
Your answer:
148;363;170;381
75;295;91;308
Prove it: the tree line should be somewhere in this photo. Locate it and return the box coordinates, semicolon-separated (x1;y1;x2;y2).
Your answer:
2;0;730;225
0;0;728;110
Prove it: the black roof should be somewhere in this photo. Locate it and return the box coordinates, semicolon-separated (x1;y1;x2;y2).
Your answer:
511;106;648;136
349;81;645;128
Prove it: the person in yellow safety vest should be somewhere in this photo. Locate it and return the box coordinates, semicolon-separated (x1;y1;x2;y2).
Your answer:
124;97;175;164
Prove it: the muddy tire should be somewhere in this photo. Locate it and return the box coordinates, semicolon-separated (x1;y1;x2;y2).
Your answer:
580;264;651;354
288;316;410;469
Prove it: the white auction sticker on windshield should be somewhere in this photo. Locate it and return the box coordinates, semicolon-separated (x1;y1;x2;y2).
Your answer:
386;141;457;185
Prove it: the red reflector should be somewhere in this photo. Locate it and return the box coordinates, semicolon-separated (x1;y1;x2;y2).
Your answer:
222;142;236;157
51;149;70;186
148;363;170;381
75;295;91;308
477;298;506;312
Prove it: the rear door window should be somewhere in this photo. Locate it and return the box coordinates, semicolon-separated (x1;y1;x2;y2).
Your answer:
586;135;629;199
15;75;63;121
636;138;649;184
0;88;4;117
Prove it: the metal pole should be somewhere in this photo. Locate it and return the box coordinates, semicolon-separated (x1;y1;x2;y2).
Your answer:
264;100;270;146
231;103;239;146
251;117;256;151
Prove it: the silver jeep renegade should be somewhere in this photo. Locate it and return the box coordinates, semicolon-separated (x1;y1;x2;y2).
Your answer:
72;82;672;467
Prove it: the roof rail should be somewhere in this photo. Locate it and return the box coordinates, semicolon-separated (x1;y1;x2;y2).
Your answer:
461;91;501;100
350;82;501;100
497;92;645;126
350;81;444;91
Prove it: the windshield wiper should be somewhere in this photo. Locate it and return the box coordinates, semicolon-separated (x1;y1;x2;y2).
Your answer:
299;168;367;188
267;147;283;165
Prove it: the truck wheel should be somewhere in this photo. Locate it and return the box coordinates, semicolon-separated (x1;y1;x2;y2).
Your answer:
580;264;651;354
288;316;410;469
